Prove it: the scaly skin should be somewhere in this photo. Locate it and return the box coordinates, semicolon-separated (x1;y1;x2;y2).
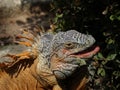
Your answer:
0;30;100;90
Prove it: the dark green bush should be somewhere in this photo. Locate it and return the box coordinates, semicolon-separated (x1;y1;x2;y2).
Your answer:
51;0;120;89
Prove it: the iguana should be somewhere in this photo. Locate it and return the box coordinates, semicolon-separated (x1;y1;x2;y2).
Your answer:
0;30;100;90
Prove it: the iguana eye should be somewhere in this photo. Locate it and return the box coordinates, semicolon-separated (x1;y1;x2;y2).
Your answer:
64;42;75;49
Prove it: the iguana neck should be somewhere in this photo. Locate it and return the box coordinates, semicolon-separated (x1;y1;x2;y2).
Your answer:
57;66;89;90
35;54;58;88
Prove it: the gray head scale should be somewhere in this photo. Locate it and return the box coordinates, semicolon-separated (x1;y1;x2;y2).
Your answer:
51;30;95;53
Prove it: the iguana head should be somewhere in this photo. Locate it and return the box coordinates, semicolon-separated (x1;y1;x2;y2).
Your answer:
39;30;100;80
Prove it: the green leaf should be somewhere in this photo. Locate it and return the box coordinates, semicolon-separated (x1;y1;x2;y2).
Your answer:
56;13;63;18
113;71;120;76
117;15;120;21
108;39;115;44
97;68;106;76
106;54;117;60
110;15;116;21
98;53;104;59
80;60;86;66
78;59;86;66
101;61;108;65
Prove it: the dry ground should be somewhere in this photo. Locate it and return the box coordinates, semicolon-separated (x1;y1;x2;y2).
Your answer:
0;2;53;61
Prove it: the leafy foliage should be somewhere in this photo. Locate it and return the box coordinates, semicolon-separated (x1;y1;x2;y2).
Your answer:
50;0;120;89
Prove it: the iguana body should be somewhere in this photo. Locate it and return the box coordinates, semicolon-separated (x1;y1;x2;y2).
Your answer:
0;30;100;90
0;54;59;90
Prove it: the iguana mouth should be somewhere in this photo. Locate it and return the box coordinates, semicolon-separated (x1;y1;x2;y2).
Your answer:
69;46;100;58
52;46;100;80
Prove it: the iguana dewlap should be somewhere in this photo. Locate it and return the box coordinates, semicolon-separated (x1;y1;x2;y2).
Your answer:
0;30;100;90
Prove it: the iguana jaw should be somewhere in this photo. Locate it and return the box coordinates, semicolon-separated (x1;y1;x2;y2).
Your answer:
62;46;100;59
50;45;100;78
70;46;100;58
